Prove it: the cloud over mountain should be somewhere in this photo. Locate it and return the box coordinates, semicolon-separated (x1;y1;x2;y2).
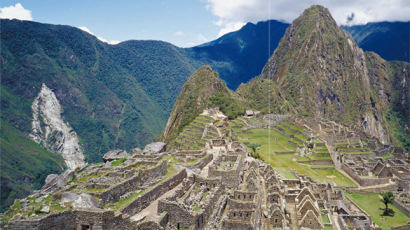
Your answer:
206;0;410;36
0;3;32;21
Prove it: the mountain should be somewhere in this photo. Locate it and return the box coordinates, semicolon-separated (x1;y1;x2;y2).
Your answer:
188;20;409;90
1;19;201;163
0;19;202;209
186;20;289;89
1;15;409;212
162;65;230;143
342;22;410;62
237;5;409;150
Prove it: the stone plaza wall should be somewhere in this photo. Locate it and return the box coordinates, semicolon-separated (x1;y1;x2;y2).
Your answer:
342;164;389;186
393;200;410;217
121;169;187;216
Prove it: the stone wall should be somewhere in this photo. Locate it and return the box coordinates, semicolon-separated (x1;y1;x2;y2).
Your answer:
310;159;334;165
7;209;139;230
228;198;256;210
99;160;167;205
393;200;410;217
121;169;187;216
342;164;389;186
391;224;410;230
208;155;243;188
186;154;213;170
222;219;253;230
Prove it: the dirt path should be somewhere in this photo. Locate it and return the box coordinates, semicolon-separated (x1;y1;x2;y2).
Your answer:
286;202;298;230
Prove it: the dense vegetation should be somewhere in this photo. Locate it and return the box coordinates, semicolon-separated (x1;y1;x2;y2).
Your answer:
0;120;65;212
207;92;245;120
1;19;200;163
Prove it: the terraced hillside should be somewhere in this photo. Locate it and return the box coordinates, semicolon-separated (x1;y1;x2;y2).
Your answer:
231;115;355;186
171;115;220;150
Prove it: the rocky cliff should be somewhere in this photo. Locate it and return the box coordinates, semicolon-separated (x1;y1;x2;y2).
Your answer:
237;5;409;148
29;84;86;170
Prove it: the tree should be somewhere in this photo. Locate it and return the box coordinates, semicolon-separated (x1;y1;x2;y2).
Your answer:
380;192;395;216
248;143;261;159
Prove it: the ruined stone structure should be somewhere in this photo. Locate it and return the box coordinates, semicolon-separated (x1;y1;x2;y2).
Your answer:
5;117;407;230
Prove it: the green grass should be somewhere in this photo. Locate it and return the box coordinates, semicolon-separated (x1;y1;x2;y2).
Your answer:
193;203;200;212
381;153;391;159
324;226;333;230
322;214;330;223
111;158;127;166
237;128;356;186
345;192;410;229
105;190;144;210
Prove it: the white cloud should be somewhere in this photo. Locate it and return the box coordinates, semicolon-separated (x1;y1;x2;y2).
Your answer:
206;0;410;36
78;26;120;45
0;3;32;21
173;31;185;36
217;21;245;37
197;33;208;43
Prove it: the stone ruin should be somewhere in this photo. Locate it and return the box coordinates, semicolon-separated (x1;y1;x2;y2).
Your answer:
157;175;224;229
4;132;407;230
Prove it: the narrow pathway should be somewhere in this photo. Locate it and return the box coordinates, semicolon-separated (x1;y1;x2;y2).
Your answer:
130;182;181;223
286;203;298;230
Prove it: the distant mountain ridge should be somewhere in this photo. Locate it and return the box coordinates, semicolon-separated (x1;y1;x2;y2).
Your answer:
342;21;410;62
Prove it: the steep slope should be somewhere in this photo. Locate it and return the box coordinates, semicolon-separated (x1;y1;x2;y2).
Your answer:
343;22;410;62
0;19;199;210
162;66;230;142
237;5;409;149
0;19;198;162
0;121;65;212
29;84;85;170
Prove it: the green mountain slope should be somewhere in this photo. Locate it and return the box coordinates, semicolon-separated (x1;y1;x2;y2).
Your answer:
1;19;200;163
237;5;409;150
162;66;230;143
0;19;201;210
0;120;65;212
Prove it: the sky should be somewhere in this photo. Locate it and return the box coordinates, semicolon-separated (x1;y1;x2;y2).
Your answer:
1;0;410;47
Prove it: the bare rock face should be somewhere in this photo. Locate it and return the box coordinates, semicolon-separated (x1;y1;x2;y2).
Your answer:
41;170;75;193
143;142;166;154
44;174;59;184
29;83;86;170
72;193;100;209
102;149;129;162
61;192;100;209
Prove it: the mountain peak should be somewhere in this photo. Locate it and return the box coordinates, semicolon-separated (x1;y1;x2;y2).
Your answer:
239;5;409;146
162;66;229;142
